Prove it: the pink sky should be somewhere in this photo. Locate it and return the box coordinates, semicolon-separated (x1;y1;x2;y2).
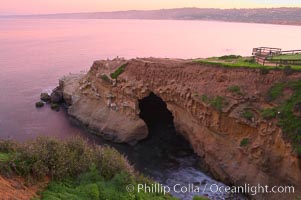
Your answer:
1;0;301;15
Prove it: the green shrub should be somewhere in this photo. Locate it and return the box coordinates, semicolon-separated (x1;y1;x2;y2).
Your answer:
201;94;209;103
240;138;250;147
96;147;133;180
0;137;177;199
227;85;241;94
261;108;277;119
266;79;301;156
1;137;133;181
242;110;253;121
39;167;177;200
244;57;256;63
0;140;17;153
267;82;285;101
110;63;128;79
100;74;110;82
210;96;224;111
218;55;242;60
0;153;10;162
294;145;301;158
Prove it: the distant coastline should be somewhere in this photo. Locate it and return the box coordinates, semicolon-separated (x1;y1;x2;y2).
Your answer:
1;7;301;26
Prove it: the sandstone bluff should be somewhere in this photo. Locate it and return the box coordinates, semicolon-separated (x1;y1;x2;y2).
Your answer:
55;58;301;199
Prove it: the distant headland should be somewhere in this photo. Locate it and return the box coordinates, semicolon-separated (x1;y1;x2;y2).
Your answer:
2;7;301;26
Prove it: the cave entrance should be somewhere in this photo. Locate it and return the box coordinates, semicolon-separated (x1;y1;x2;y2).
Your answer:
136;92;195;173
139;92;174;134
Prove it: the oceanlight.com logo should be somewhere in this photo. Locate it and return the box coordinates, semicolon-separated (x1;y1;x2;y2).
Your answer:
125;183;295;196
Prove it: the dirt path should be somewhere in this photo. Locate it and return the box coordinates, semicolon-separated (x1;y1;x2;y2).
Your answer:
0;175;47;200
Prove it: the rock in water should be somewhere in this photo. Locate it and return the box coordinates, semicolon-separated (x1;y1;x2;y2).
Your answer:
50;103;60;111
40;93;51;102
35;101;44;108
50;87;63;103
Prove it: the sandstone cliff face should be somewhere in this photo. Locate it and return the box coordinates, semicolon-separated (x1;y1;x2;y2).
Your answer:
59;58;301;199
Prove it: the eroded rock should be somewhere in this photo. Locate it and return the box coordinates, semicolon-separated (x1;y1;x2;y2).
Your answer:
55;58;301;199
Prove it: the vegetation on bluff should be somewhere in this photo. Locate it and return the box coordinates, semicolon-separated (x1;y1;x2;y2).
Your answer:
110;63;128;79
209;96;225;112
264;79;301;156
198;94;225;112
194;55;301;70
240;138;250;147
227;85;241;93
194;56;266;69
37;169;179;200
100;74;111;83
241;110;254;121
227;85;243;95
0;137;177;200
261;108;277;120
271;54;301;61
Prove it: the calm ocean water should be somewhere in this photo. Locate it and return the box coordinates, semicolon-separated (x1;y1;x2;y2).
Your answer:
0;19;300;199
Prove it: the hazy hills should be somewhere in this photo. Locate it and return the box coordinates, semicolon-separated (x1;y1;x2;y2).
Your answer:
3;7;301;25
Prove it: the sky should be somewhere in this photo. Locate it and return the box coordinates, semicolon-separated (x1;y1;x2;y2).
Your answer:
1;0;301;15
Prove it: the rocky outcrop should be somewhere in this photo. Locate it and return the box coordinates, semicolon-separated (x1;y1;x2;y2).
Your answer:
57;58;301;199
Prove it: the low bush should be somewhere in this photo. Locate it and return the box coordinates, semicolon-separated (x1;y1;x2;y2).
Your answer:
218;55;242;60
0;140;17;153
0;137;133;181
266;79;301;156
227;85;241;94
0;137;177;199
210;96;224;111
241;110;253;121
100;74;110;82
0;153;10;162
261;108;277;120
244;57;256;63
240;138;250;147
201;94;209;103
39;167;176;200
110;63;128;79
267;82;285;101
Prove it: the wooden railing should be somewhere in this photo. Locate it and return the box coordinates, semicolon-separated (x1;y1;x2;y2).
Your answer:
252;47;282;57
252;47;301;66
